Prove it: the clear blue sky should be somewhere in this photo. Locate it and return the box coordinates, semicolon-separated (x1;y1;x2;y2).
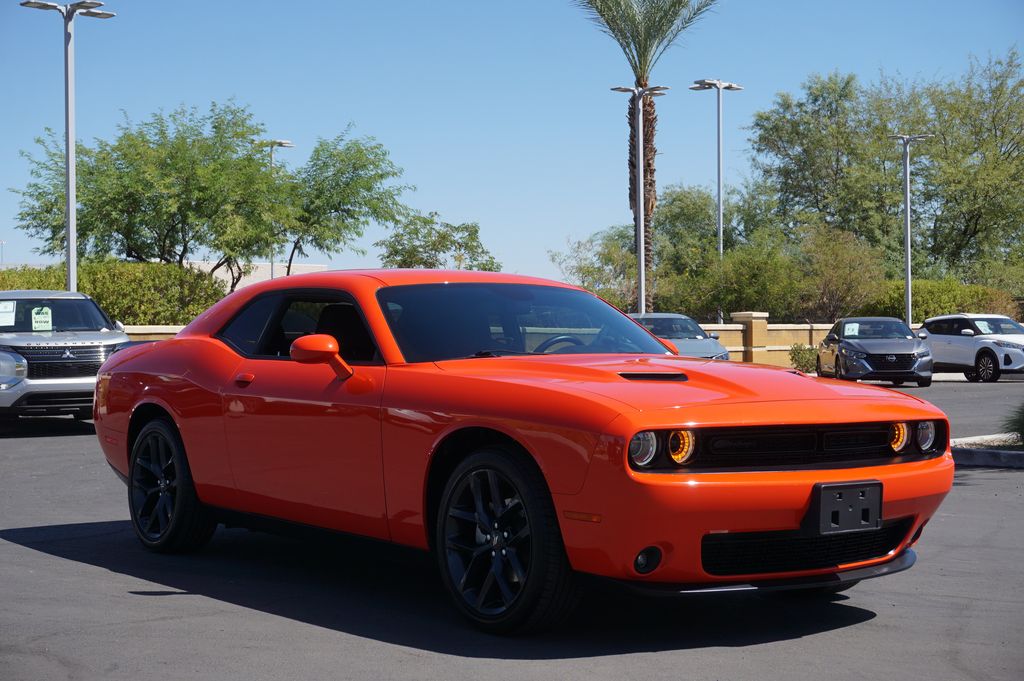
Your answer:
1;0;1021;278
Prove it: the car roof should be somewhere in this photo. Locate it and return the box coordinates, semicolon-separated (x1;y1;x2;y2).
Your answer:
837;317;905;323
628;313;696;320
0;289;90;299
263;268;575;289
923;313;1014;322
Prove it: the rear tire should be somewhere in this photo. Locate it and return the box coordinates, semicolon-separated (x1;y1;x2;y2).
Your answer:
815;357;823;377
435;447;579;634
128;419;216;553
975;352;1000;383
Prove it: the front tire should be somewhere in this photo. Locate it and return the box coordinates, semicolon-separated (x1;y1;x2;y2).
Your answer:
128;419;216;553
435;448;578;634
917;378;932;388
975;352;1000;383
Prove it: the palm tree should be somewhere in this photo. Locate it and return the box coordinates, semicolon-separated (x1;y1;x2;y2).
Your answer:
576;0;716;311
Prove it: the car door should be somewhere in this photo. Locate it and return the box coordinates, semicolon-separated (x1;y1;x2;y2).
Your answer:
946;319;978;367
218;289;389;539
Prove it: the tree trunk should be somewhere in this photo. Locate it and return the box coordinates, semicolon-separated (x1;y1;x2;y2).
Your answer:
626;83;658;313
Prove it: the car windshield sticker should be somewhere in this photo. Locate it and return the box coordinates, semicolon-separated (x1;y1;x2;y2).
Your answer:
844;322;859;337
0;301;14;327
32;306;53;331
975;321;992;335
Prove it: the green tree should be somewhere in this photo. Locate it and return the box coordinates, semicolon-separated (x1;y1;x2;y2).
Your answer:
375;212;501;271
550;224;636;310
798;226;885;322
575;0;716;311
286;131;408;274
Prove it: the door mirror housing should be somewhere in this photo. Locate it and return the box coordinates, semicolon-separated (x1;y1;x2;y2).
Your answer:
825;333;838;343
290;334;353;380
918;332;928;340
960;328;975;336
661;339;679;355
709;332;720;340
114;320;125;332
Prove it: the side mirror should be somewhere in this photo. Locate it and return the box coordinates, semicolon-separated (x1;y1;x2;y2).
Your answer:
290;334;353;380
961;328;975;336
709;332;720;340
661;339;679;355
918;332;928;340
825;333;838;343
114;320;125;332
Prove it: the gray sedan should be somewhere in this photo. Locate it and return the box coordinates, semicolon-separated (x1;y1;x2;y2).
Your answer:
817;317;933;387
629;313;729;360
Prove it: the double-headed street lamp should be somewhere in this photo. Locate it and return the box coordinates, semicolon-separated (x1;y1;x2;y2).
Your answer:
611;85;668;314
690;79;743;323
267;139;294;279
21;1;115;293
888;133;934;327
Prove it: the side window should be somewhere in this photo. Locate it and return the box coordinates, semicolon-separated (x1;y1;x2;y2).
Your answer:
262;294;380;364
219;294;282;356
949;320;970;336
829;322;841;338
926;320;948;335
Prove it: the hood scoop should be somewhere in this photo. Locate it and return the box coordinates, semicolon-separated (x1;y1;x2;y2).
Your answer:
618;371;688;382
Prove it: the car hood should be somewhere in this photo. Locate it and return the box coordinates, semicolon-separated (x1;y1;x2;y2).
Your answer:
979;334;1024;345
844;338;923;354
434;354;936;422
666;338;727;358
0;330;129;347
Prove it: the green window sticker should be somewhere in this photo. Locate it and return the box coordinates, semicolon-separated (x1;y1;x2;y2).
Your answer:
32;306;53;332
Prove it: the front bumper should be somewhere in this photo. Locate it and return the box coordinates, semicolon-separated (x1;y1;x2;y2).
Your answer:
995;347;1024;371
841;354;932;381
554;452;953;585
0;376;97;415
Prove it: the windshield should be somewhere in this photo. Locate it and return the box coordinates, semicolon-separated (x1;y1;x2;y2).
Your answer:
377;283;667;362
973;318;1024;335
841;319;914;340
0;298;113;333
638;317;707;340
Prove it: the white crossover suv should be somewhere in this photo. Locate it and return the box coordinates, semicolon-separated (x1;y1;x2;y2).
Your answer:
919;313;1024;382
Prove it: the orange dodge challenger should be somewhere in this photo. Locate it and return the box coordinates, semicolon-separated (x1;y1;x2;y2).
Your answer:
95;270;953;633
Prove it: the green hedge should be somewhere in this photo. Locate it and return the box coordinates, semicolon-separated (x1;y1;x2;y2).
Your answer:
859;279;1018;321
789;344;818;373
0;261;226;325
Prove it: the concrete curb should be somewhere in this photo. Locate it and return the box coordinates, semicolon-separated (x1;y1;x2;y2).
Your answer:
952;448;1024;469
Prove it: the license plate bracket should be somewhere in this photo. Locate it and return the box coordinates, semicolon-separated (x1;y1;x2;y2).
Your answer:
806;481;882;535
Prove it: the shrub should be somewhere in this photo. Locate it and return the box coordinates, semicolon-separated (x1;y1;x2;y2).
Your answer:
0;261;226;325
859;279;1018;322
1004;403;1024;443
789;343;818;373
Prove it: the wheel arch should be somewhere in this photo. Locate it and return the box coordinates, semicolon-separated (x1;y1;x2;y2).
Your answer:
127;401;178;461
423;426;547;550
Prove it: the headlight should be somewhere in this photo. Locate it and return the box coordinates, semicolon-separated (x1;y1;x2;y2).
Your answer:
668;430;696;465
916;421;937;451
914;349;931;358
628;431;659;467
841;347;867;359
0;346;27;379
0;378;23;391
995;340;1024;350
889;422;910;452
711;351;729;360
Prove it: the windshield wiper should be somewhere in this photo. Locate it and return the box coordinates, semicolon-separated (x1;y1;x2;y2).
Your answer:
460;349;540;359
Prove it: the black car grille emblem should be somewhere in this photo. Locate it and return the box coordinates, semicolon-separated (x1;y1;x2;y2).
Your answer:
886;355;896;362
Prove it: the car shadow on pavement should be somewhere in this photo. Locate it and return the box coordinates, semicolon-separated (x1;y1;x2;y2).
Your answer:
0;519;878;658
0;417;94;439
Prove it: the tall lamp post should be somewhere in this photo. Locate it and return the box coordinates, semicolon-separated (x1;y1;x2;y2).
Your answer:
20;1;116;292
690;79;743;323
611;85;668;314
267;139;293;279
888;133;933;327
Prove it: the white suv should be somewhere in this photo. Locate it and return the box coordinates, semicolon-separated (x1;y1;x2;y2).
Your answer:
919;313;1024;382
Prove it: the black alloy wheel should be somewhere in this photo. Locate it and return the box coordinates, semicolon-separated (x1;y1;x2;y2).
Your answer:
975;352;1000;383
128;419;215;553
436;448;578;633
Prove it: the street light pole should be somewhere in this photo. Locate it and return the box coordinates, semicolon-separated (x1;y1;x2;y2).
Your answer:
267;139;293;280
888;133;934;327
21;1;115;292
611;85;668;314
690;79;743;323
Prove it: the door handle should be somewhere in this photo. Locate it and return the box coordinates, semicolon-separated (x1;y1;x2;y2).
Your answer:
234;372;255;387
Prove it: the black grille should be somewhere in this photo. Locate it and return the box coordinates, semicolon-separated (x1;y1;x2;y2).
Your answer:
28;362;103;379
687;423;903;469
865;353;916;371
13;392;94;410
701;518;913;576
15;345;111;379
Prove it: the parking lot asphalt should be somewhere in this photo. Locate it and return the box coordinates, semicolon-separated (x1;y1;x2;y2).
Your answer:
1;419;1023;681
885;375;1024;438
